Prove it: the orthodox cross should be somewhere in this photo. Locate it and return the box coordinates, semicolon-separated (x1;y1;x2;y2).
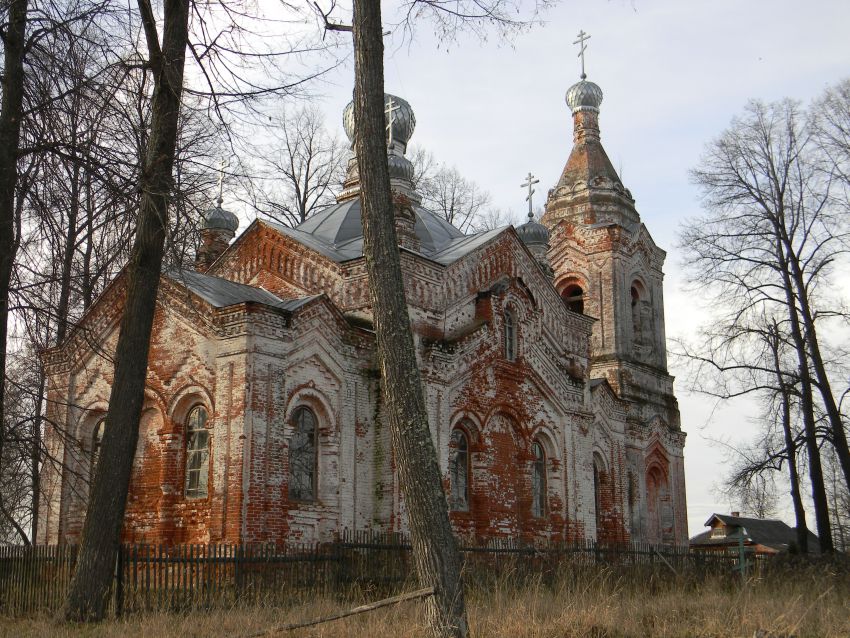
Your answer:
573;30;591;79
216;158;228;205
385;98;400;147
521;172;539;219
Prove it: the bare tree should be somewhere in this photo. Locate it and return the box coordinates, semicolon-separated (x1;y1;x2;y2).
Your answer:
408;147;492;232
249;105;346;226
681;95;850;552
418;164;490;232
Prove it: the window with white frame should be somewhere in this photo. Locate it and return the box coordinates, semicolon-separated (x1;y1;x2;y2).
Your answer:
504;308;517;361
449;429;470;511
531;441;546;518
184;406;210;498
289;406;318;502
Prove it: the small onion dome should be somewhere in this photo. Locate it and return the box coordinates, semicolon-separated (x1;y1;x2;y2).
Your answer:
202;200;239;233
343;94;417;149
516;215;550;246
388;154;414;182
565;79;603;113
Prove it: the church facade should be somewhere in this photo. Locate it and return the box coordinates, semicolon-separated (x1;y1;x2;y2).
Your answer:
37;73;688;547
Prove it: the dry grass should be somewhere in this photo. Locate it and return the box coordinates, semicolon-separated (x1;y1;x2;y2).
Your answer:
2;564;849;638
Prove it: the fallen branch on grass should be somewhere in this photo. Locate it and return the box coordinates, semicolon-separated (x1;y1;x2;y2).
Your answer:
244;587;435;636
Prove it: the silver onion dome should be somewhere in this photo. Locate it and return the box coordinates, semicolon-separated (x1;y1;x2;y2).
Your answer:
388;153;414;182
202;200;239;233
343;94;417;150
516;214;550;246
565;79;603;113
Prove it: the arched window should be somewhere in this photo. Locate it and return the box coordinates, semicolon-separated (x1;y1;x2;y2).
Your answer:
504;308;517;361
289;406;317;502
91;418;106;478
531;441;546;518
184;406;210;498
630;285;640;341
562;283;584;314
449;429;470;511
593;454;604;531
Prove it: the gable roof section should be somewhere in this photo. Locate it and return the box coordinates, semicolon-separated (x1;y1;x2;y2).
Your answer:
165;269;317;313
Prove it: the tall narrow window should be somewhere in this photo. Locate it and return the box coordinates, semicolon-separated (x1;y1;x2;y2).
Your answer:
184;406;210;498
289;406;317;502
593;455;604;531
91;418;106;479
504;308;517;361
531;441;546;517
449;429;470;511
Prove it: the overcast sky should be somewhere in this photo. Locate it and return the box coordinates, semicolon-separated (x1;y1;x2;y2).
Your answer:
247;0;850;536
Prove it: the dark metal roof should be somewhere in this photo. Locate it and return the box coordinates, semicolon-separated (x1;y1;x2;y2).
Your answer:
166;269;317;313
264;198;493;264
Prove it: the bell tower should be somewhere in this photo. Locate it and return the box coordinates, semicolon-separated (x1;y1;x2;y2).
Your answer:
542;49;679;431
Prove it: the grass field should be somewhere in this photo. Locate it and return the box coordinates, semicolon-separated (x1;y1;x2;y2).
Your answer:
2;563;848;637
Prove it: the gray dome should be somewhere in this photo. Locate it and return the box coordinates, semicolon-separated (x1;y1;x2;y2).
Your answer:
388;153;414;182
566;79;603;113
343;94;416;149
516;217;550;246
203;203;239;233
294;197;464;258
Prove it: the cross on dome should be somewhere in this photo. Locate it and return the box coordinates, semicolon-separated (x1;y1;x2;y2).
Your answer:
521;171;540;219
385;98;401;147
216;158;228;205
573;30;591;79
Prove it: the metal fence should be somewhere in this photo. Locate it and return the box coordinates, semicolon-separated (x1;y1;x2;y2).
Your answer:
0;532;742;618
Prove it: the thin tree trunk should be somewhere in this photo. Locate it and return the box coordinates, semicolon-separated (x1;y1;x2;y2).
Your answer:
30;370;45;544
0;0;30;504
773;223;833;552
350;1;468;635
63;0;190;621
785;249;850;494
768;323;808;552
797;375;833;552
56;155;81;344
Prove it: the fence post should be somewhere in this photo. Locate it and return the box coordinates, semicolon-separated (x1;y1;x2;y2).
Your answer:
115;545;124;618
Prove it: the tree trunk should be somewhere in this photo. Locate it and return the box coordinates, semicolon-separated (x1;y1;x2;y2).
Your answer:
774;239;833;552
30;370;45;544
56;153;81;345
0;0;30;505
768;326;808;553
63;0;190;621
784;246;850;494
350;1;468;636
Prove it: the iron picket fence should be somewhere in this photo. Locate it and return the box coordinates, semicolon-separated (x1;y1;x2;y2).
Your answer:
0;534;743;618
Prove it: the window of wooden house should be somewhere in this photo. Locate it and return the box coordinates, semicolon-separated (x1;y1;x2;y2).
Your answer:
184;406;210;498
711;525;726;539
289;406;318;502
531;441;547;518
449;429;470;511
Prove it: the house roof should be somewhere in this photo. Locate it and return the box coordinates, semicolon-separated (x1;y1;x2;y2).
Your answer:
263;198;502;265
689;513;819;553
166;269;317;313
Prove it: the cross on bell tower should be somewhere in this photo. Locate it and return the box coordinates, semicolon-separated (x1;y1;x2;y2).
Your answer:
573;30;591;79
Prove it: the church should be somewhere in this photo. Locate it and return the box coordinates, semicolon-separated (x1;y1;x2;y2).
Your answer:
37;66;688;547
